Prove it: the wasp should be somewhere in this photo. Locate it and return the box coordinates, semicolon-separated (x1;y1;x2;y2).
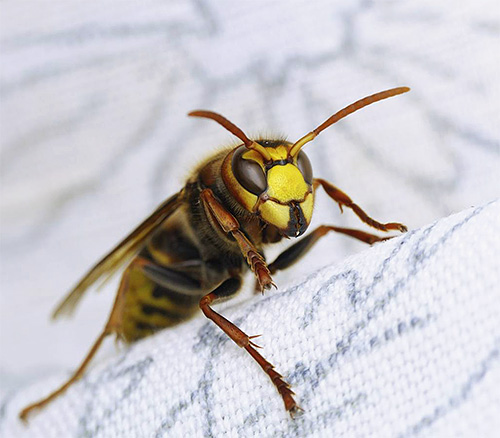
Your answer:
20;87;409;421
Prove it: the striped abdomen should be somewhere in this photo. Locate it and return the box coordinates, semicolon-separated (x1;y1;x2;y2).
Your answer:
121;208;208;342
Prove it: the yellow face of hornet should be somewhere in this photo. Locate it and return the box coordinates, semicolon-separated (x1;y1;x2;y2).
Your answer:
223;140;314;237
193;87;410;238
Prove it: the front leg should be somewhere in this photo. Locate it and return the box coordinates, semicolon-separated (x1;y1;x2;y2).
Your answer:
200;188;275;291
268;225;390;276
314;178;407;233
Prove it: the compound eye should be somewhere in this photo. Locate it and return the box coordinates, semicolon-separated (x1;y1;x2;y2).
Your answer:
232;146;267;195
297;150;313;184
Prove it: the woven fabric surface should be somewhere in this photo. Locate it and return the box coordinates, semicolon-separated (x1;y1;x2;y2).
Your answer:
1;1;499;437
1;200;499;437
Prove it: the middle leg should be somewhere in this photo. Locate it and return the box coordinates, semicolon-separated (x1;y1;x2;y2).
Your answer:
200;277;300;416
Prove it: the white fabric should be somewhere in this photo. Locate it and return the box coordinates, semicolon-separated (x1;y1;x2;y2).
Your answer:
1;1;500;437
1;201;499;437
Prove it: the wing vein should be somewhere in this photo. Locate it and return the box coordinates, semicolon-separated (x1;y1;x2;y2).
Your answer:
52;191;184;319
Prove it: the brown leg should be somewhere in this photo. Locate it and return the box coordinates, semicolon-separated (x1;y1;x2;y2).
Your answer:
200;188;274;291
267;224;389;277
19;263;132;422
251;224;388;292
314;178;407;233
200;277;301;416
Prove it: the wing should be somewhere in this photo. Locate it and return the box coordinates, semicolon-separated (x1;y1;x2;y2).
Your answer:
52;190;184;319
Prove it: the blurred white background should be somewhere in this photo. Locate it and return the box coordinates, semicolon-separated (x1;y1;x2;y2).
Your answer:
1;0;499;398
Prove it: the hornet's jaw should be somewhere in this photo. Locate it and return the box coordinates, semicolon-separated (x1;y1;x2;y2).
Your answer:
257;193;314;238
285;203;309;237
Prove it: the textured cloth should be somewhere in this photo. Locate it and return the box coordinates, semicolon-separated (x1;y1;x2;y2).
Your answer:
1;201;499;437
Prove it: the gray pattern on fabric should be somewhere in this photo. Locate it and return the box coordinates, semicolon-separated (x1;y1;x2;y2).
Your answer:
1;1;500;437
2;201;499;437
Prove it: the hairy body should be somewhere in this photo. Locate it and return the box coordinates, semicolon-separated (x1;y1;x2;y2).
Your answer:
20;87;409;421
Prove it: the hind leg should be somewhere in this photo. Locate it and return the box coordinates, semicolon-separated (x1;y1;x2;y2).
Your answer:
19;263;133;422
